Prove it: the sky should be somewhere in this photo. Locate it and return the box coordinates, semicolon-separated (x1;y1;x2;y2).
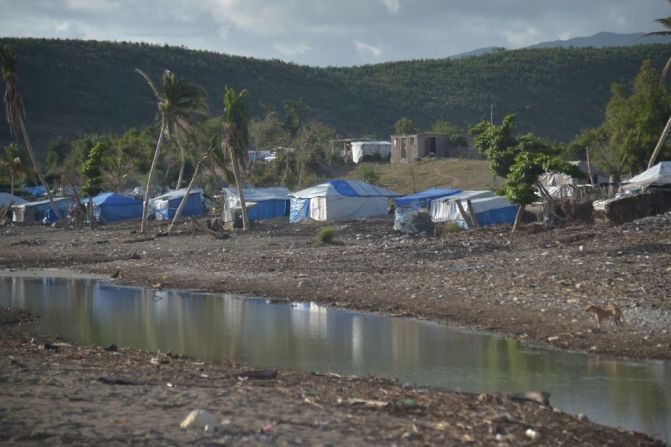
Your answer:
0;0;669;66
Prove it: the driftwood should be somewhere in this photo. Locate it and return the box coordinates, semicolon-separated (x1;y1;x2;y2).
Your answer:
455;200;474;229
465;199;480;228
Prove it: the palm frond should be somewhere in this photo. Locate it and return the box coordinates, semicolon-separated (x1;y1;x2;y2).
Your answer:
663;56;671;83
135;68;162;99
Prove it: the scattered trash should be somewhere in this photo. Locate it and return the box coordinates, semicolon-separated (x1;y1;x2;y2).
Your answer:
347;398;389;408
547;336;560;342
510;391;550;406
525;428;540;441
236;369;278;380
150;350;169;365
180;409;217;431
104;344;118;352
260;423;274;434
395;398;419;410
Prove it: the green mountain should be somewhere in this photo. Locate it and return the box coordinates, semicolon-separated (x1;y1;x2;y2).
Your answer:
1;37;670;158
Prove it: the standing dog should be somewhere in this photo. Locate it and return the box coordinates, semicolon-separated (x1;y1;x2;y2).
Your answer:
585;304;624;329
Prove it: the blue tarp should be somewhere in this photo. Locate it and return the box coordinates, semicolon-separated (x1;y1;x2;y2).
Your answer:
223;187;290;222
248;199;288;221
151;188;204;220
289;198;310;223
24;186;47;197
395;188;461;209
83;192;142;223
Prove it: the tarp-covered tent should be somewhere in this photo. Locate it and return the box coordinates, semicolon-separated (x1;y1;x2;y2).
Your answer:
13;197;72;224
395;188;461;210
290;179;398;223
222;187;290;222
539;160;609;188
430;190;496;223
83;192;142;223
351;141;391;164
150;188;204;220
23;185;46;197
452;196;519;229
624;161;671;188
0;192;28;207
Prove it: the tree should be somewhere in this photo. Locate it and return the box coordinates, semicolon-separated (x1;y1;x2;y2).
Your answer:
0;45;63;221
647;3;671;168
430;120;468;146
135;69;208;233
80;143;105;228
221;87;251;230
394;117;418;134
1;142;24;195
282;99;310;138
505;152;581;231
472;113;578;231
168;133;219;232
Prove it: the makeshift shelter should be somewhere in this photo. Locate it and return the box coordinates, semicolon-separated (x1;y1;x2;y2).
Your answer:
12;197;72;224
395;188;461;210
289;179;398;223
452;196;519;229
539;160;609;189
83;192;142;223
430;190;496;223
393;188;461;233
222;187;290;222
351;141;391;163
150;188;204;221
0;192;28;207
624;161;671;188
23;185;46;197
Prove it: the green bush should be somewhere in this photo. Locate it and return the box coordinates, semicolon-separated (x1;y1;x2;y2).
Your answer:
442;222;462;234
316;226;338;244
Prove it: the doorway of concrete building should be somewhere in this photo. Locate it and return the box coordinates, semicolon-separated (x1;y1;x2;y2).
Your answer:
426;137;436;156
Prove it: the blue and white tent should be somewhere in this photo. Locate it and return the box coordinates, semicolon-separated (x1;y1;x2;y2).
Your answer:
83;192;142;223
13;197;72;224
223;187;290;222
150;188;204;220
430;190;496;223
290;179;398;223
452;196;519;229
0;192;28;207
624;161;671;188
395;187;461;210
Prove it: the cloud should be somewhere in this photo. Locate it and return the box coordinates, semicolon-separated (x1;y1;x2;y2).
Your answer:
354;40;382;58
273;43;312;57
65;0;120;13
499;25;541;48
382;0;401;14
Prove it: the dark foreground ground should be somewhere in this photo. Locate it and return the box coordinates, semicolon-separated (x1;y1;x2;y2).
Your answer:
0;308;663;446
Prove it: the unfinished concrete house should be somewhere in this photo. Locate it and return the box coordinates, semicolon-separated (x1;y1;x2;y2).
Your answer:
390;133;475;163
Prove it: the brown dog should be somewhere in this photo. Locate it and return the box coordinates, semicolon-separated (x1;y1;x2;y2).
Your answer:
585;304;624;329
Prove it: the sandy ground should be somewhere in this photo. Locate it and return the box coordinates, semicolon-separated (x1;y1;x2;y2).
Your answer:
0;216;670;445
0;308;663;446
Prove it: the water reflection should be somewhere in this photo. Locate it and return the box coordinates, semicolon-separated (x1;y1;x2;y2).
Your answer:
0;275;668;442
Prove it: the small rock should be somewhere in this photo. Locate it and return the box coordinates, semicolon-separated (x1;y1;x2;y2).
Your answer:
104;344;118;352
525;428;540;441
577;413;588;421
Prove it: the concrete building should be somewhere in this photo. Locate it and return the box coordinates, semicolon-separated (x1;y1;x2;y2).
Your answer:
390;133;476;163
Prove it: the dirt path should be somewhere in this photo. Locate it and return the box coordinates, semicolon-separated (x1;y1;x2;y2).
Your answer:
0;308;663;446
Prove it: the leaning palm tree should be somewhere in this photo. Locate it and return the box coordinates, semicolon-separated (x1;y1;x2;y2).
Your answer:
1;46;62;221
167;134;219;232
220;87;251;230
647;2;671;168
135;69;208;233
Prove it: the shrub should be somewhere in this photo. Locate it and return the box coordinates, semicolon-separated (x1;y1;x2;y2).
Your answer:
316;226;338;244
442;222;462;234
358;164;380;185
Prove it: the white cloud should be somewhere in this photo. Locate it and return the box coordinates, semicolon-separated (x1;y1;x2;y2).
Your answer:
354;40;382;57
274;43;312;56
65;0;120;13
382;0;401;14
499;25;541;48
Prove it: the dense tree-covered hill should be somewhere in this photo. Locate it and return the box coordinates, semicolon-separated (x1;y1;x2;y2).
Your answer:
1;37;670;159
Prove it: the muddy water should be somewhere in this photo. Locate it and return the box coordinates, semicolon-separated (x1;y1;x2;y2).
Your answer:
1;275;669;442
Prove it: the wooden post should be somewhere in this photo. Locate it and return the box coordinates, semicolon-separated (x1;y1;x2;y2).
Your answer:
465;199;479;228
455;199;473;229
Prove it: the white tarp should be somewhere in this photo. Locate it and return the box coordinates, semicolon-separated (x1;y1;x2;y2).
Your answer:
222;187;290;210
0;192;28;207
624;161;671;187
351;141;391;164
290;179;397;222
431;190;495;222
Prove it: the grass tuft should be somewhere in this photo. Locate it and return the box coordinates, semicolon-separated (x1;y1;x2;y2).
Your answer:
316;226;338;244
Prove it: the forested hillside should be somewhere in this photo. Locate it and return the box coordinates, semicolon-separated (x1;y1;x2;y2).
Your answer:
1;37;670;158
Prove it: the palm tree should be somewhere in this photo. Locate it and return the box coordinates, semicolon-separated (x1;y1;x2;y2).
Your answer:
1;46;62;221
135;69;208;233
167;134;218;232
647;2;671;168
221;87;251;230
1;142;23;195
